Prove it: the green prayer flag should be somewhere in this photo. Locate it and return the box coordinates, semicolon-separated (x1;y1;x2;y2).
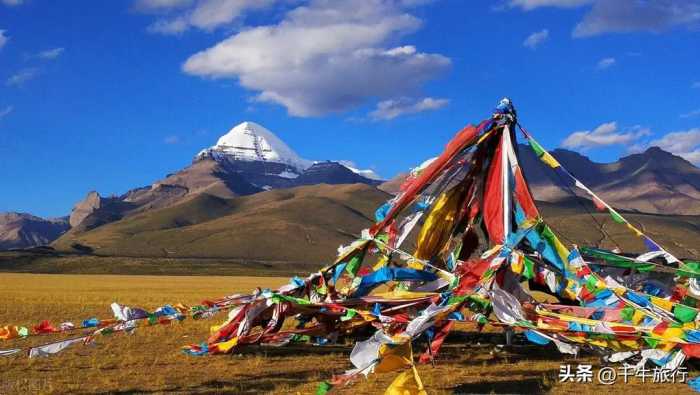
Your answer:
316;381;333;395
585;275;598;292
528;138;546;157
273;294;311;305
679;261;700;279
345;253;364;276
644;337;659;348
340;309;358;321
620;307;634;322
523;256;535;280
609;210;626;224
673;304;698;323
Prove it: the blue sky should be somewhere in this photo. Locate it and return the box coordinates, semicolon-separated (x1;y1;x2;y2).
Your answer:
0;0;699;217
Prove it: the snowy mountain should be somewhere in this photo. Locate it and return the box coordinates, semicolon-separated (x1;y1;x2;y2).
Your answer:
195;121;382;187
53;121;383;239
196;121;313;174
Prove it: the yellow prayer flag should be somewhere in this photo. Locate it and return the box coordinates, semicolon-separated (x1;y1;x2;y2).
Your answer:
540;152;560;168
373;256;389;271
209;324;223;334
660;327;684;343
632;309;645;325
625;223;643;237
650;296;674;312
375;342;413;373
213;336;238;352
407;259;425;271
384;366;427;395
510;253;523;274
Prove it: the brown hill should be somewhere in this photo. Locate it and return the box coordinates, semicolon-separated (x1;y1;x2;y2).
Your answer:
519;146;700;215
65;159;261;235
53;184;389;264
380;146;700;216
0;213;69;250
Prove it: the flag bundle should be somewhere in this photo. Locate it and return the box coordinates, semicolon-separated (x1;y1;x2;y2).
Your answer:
4;98;700;393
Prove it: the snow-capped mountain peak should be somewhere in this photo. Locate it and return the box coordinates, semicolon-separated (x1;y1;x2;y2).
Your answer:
198;121;312;171
336;161;382;181
196;121;383;186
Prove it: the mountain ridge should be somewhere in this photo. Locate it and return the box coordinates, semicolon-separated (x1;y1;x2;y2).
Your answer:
4;124;700;251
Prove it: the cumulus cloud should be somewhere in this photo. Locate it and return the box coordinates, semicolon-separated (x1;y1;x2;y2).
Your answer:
573;0;700;37
183;0;450;117
508;0;700;37
640;129;700;165
0;105;13;119
523;29;549;49
370;97;448;120
508;0;593;10
37;47;64;60
142;0;277;34
596;57;615;70
561;121;650;150
0;30;8;50
6;68;39;87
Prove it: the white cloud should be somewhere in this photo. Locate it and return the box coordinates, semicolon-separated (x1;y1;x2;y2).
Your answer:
561;121;650;150
0;30;8;50
596;57;615;70
681;109;700;119
183;0;450;117
642;128;700;165
133;0;193;12
143;0;277;34
509;0;700;38
6;68;39;86
37;47;64;60
370;97;448;120
508;0;593;11
1;0;24;6
337;160;383;180
164;135;180;144
573;0;700;38
0;105;13;119
523;29;549;49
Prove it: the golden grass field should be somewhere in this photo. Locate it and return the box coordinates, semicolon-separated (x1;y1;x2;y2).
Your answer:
0;273;697;394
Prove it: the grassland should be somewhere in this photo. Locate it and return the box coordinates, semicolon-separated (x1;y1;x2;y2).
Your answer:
0;273;697;394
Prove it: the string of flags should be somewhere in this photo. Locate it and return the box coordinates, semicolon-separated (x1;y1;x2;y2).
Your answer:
4;98;700;393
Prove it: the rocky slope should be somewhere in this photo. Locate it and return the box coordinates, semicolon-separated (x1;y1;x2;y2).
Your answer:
59;121;381;239
380;145;700;215
0;213;69;249
53;184;388;263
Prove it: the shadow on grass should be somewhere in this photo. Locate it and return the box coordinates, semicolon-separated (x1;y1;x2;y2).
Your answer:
451;376;553;394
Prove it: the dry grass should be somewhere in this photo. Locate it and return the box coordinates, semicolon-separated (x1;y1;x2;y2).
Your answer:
0;273;696;394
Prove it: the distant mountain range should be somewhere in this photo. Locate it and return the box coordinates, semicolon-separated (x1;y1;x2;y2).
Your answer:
0;213;69;250
2;121;381;250
520;145;700;215
3;122;700;254
381;145;700;216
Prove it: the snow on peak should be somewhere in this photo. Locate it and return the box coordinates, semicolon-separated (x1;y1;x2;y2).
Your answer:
198;121;383;180
337;160;383;181
199;121;312;171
